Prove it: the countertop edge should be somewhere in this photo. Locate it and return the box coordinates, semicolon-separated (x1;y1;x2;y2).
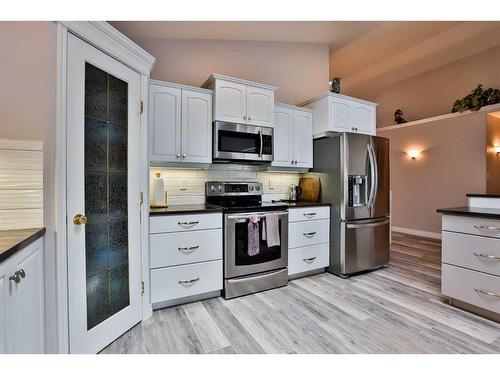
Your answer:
437;207;500;219
466;193;500;198
0;227;46;263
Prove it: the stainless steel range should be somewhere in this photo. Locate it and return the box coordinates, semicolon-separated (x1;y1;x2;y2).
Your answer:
206;181;288;299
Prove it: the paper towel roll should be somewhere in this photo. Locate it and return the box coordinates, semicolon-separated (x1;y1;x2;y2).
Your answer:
152;172;166;207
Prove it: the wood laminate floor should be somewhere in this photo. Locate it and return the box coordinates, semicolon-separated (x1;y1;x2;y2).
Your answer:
101;233;500;354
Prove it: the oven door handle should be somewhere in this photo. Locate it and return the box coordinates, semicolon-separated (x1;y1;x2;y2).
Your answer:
227;211;288;220
258;130;263;157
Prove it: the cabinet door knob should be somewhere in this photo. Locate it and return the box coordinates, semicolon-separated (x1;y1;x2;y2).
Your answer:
9;273;21;284
243;115;247;120
176;153;181;158
248;116;252;121
73;214;87;225
17;269;26;278
182;153;186;158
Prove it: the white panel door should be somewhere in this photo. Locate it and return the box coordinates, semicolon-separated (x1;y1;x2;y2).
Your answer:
293;111;313;168
66;34;142;353
246;86;274;127
353;103;375;135
272;107;293;167
330;97;352;131
181;89;212;163
149;84;182;162
215;79;247;123
9;241;44;353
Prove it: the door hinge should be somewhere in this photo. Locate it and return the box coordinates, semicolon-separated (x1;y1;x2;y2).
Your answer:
140;100;144;114
140;192;144;205
141;281;145;295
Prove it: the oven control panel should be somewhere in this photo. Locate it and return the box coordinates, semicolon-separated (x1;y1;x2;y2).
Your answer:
206;181;262;196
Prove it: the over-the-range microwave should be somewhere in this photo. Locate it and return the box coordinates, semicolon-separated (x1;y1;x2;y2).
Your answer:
213;121;273;164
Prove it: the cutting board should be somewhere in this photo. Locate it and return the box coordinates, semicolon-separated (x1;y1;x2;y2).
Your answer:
299;177;320;202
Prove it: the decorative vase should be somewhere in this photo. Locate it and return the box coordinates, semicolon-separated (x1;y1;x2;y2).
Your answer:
331;77;341;94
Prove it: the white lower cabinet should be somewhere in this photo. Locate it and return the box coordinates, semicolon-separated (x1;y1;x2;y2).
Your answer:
287;206;330;278
441;214;500;316
0;236;44;354
149;213;223;307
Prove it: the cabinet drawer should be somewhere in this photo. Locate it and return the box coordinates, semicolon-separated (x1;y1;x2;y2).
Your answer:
442;264;500;314
150;229;222;268
442;232;500;276
150;213;222;234
289;219;329;248
442;215;500;239
288;206;330;222
288;243;329;276
151;260;222;304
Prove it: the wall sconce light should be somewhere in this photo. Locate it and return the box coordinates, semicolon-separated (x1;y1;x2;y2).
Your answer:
407;149;421;160
494;146;500;157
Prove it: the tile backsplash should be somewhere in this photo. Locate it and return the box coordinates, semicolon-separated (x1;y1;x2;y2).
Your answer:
150;167;302;205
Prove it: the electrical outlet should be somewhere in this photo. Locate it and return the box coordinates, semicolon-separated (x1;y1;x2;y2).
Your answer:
268;179;275;190
180;180;188;191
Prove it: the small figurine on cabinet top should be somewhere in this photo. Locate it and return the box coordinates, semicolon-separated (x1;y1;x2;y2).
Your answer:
330;77;341;94
394;109;407;124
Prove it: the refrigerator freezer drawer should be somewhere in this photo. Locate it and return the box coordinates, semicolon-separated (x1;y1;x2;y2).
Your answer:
342;217;390;275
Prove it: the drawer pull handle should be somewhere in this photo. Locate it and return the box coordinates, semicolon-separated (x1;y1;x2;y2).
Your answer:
303;212;317;218
473;288;500;298
473;225;500;231
303;232;317;237
473;252;500;260
303;256;316;263
178;277;200;286
178;221;199;227
178;245;200;253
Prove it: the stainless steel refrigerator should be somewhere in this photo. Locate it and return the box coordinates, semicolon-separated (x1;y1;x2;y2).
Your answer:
311;133;390;277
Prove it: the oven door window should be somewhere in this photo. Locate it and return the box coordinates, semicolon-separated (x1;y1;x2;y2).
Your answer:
218;130;260;155
234;219;282;266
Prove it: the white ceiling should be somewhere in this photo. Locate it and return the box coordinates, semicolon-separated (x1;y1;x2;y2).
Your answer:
110;21;382;50
111;21;500;97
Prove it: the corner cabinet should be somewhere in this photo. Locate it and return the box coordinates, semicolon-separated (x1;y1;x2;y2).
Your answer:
149;80;213;166
272;103;313;169
203;73;277;128
301;92;377;137
0;236;45;354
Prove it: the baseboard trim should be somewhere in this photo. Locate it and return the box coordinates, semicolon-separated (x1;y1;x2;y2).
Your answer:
392;226;442;240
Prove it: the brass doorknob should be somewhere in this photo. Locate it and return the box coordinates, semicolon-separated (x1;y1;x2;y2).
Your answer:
73;214;88;225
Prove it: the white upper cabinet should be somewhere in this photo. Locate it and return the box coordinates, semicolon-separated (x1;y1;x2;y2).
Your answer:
272;103;313;170
272;107;293;167
203;74;277;128
301;93;377;137
149;84;182;163
214;79;247;123
181;89;212;163
246;85;274;127
293;110;313;168
149;80;213;166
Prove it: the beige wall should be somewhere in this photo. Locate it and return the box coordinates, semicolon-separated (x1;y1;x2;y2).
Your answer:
380;113;487;234
486;113;500;194
135;38;330;106
0;22;56;140
372;45;500;127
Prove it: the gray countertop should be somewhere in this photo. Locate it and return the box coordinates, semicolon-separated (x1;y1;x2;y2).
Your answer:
437;206;500;219
0;228;46;263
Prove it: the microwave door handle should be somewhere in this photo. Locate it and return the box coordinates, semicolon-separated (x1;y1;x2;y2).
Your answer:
258;130;263;157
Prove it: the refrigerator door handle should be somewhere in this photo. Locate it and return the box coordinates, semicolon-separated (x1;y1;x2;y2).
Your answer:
367;143;377;208
346;218;389;229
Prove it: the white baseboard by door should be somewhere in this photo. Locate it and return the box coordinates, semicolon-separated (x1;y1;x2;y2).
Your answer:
391;226;442;240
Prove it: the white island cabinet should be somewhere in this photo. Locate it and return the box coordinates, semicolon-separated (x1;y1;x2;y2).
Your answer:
272;103;313;170
0;233;45;354
440;210;500;321
149;80;213;167
301;92;377;138
203;74;278;128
